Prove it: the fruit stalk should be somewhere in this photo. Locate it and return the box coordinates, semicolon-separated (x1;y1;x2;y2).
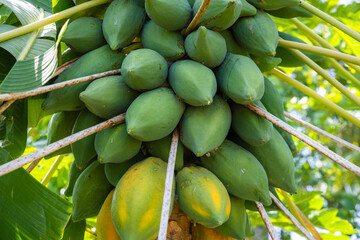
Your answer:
41;155;64;186
184;0;212;36
255;201;280;240
0;100;15;115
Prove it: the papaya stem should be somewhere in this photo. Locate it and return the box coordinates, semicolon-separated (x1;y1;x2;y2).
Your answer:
270;69;360;128
158;129;179;240
277;189;323;240
0;69;121;102
26;158;42;173
245;102;360;176
0;0;110;43
278;39;360;66
299;1;360;43
269;192;315;240
285;47;360;107
0;100;15;115
0;113;126;177
41;155;64;186
284;112;360;153
254;201;280;240
184;0;212;36
290;18;360;77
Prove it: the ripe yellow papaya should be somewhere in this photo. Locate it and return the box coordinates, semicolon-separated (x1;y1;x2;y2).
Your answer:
126;87;185;141
97;190;121;240
176;166;231;228
111;157;175;240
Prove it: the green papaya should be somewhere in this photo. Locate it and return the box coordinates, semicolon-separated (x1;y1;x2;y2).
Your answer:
232;11;278;57
42;45;125;112
200;140;271;205
102;0;146;50
126;87;185;141
112;157;175;240
71;110;102;170
79;75;139;119
62;17;106;53
251;54;282;72
95;123;142;164
245;186;280;211
193;0;242;31
59;48;82;65
240;0;256;17
72;161;113;221
64;160;84;197
231;101;274;146
246;0;300;10
145;134;184;171
214;196;248;239
276;32;324;67
238;130;297;194
216;53;264;104
121;49;168;91
180;95;231;157
188;0;195;7
185;26;227;68
145;0;192;31
261;77;296;152
245;213;255;237
266;6;313;18
169;60;217;106
45;111;79;159
176;166;231;228
219;30;249;56
141;20;185;61
105;151;145;186
61;218;85;240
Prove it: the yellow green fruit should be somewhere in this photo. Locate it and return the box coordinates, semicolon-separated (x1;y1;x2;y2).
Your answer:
191;224;236;240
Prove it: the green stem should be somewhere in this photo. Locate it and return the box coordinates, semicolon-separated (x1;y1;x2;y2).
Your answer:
278;38;360;65
184;0;212;36
328;58;360;87
299;1;360;42
41;155;64;186
0;0;110;43
286;47;360;107
270;68;360;128
290;18;360;75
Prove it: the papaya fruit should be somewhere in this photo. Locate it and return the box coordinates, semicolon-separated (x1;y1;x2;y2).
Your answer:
193;0;242;31
61;218;86;240
71;110;102;170
121;49;168;91
105;151;146;186
231;101;274;146
97;190;121;240
79;75;139;119
239;0;256;17
141;20;185;61
111;157;175;240
59;48;82;65
237;130;297;194
169;60;217;106
45;111;79;159
232;11;278;57
246;0;300;10
72;161;113;221
176;166;231;228
261;77;296;152
200;140;272;205
219;30;249;56
245;213;255;237
251;54;282;72
185;26;227;68
62;17;106;53
64;160;84;197
192;224;236;240
180;95;231;157
126;87;185;141
266;6;313;18
216;53;264;104
276;31;324;67
95;123;142;164
188;0;195;7
245;186;280;211
102;0;146;50
144;0;192;31
144;134;184;171
214;196;248;239
42;45;125;112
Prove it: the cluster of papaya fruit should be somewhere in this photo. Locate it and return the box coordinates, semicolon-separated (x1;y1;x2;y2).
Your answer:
43;0;320;239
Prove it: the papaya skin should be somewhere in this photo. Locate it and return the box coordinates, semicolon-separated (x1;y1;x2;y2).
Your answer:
192;224;236;240
64;160;83;197
246;0;300;10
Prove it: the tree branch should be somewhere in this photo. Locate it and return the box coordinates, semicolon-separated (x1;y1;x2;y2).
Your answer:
255;201;280;240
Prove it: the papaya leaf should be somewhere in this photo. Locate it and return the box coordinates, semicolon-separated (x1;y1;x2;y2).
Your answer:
0;155;73;240
0;4;12;23
26;0;53;13
0;0;58;92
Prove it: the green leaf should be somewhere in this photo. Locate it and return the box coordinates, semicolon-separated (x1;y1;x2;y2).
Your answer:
0;47;16;81
26;0;53;13
0;156;73;240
